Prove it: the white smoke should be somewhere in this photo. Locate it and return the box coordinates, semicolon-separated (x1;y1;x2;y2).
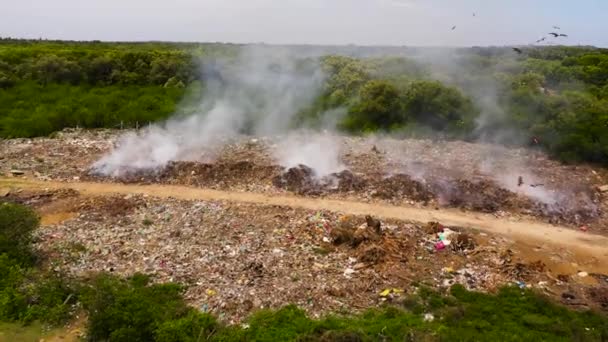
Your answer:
273;131;345;177
93;46;335;177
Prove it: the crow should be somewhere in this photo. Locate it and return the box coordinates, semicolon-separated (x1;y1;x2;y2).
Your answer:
536;37;546;43
451;25;456;30
548;32;559;37
512;47;523;54
553;26;561;30
559;33;568;37
472;12;476;17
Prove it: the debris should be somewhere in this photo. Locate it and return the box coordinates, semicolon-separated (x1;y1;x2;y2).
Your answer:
578;272;589;278
0;188;10;197
371;145;380;154
518;176;524;187
358;244;386;264
365;215;382;234
598;185;608;193
330;226;354;245
423;313;435;322
9;169;25;176
352;225;380;247
452;233;476;252
343;268;356;278
561;292;576;300
435;241;446;251
425;221;444;234
379;288;404;298
206;289;217;296
579;225;588;232
516;281;526;289
587;287;608;309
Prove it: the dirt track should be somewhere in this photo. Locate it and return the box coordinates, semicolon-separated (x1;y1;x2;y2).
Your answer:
2;177;608;266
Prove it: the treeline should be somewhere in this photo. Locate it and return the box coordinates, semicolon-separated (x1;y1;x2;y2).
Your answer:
2;201;608;341
307;48;608;164
1;40;608;165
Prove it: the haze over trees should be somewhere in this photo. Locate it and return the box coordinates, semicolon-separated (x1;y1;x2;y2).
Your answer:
1;39;607;165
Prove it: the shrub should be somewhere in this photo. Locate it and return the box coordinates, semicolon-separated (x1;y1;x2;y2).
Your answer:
81;273;201;342
0;202;39;266
0;254;74;324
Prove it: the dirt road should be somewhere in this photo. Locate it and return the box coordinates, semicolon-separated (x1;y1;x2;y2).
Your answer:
2;177;608;264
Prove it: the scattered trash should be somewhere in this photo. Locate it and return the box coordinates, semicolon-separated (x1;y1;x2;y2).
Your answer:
452;233;476;252
442;267;454;273
379;288;404;299
597;185;608;193
0;188;10;197
425;221;444;234
562;292;576;300
343;268;356;278
423;313;435;322
365;215;382;235
9;169;25;176
206;289;217;297
579;225;588;232
358;244;386;264
578;272;589;278
435;241;446;251
516;281;526;289
518;176;524;187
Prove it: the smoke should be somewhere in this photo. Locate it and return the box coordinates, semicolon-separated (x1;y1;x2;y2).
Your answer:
93;46;339;177
272;131;345;177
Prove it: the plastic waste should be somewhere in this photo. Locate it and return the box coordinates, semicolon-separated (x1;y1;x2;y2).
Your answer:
435;241;446;250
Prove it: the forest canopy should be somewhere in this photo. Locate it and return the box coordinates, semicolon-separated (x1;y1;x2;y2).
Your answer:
1;39;607;164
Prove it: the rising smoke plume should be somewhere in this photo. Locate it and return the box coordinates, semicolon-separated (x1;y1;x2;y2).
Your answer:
93;46;341;177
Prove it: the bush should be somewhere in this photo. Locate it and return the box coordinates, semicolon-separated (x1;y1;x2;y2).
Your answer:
0;254;75;325
81;273;208;342
0;203;75;325
0;202;39;266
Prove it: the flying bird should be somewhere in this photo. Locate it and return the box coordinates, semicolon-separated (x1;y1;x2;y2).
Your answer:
559;33;568;37
535;37;546;43
553;26;561;30
451;25;456;30
472;12;476;17
548;32;559;37
512;47;523;54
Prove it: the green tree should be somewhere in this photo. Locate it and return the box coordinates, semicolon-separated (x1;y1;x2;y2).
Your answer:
343;80;405;132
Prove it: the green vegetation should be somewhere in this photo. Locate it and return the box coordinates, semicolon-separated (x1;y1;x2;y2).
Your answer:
1;40;608;162
0;203;75;325
1;201;608;340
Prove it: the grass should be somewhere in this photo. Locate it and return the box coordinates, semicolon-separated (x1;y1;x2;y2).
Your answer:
207;285;608;341
3;284;608;341
0;321;61;342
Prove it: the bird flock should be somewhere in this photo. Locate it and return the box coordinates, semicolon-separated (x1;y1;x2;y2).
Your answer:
449;13;569;55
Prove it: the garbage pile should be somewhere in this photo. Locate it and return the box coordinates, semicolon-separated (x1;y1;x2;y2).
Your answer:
1;185;596;321
1;129;607;230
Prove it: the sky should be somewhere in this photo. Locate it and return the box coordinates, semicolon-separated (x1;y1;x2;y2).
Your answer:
1;0;607;47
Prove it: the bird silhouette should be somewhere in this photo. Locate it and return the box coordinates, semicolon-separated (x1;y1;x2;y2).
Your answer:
451;25;456;30
553;26;561;30
536;37;546;43
559;33;568;37
548;32;559;37
512;47;523;54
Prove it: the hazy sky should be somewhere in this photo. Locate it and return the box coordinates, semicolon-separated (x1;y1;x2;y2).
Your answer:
2;0;607;47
